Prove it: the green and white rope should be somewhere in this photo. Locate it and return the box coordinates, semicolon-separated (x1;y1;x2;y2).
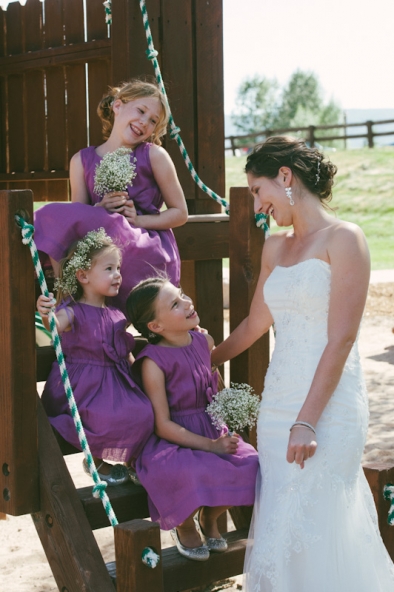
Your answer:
383;484;394;525
16;215;118;528
138;0;270;236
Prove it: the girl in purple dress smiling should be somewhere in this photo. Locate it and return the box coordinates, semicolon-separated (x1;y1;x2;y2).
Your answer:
127;277;259;562
34;79;188;314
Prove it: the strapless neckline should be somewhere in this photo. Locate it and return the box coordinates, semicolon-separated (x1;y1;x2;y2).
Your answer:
274;258;331;271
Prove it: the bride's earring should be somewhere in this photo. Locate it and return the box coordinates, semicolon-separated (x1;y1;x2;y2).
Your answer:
285;187;294;206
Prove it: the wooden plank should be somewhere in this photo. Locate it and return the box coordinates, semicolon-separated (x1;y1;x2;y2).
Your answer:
193;0;224;212
86;0;109;42
229;188;268;449
161;0;196;200
0;77;6;173
32;398;116;591
0;190;39;516
78;482;150;531
46;66;67;171
44;0;64;48
0;9;5;58
195;260;223;348
46;179;69;202
363;462;394;561
87;59;111;147
63;0;85;45
65;63;87;162
25;69;46;171
0;171;69;181
173;218;229;261
7;75;25;172
24;0;43;52
5;2;24;55
0;40;112;75
114;520;164;592
161;528;248;592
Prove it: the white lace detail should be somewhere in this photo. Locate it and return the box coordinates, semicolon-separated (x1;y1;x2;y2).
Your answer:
245;259;394;592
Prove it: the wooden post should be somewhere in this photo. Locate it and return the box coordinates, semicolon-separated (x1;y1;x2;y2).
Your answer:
363;462;394;561
366;120;374;148
229;187;269;448
230;136;236;156
115;519;164;592
0;189;39;516
308;125;316;147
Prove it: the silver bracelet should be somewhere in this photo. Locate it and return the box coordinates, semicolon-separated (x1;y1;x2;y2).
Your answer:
290;421;316;435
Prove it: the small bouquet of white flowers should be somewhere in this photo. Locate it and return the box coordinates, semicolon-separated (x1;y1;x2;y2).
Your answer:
206;382;260;435
93;147;137;198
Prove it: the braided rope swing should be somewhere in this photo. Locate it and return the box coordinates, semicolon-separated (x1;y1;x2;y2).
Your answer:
16;215;118;527
138;0;269;236
384;484;394;525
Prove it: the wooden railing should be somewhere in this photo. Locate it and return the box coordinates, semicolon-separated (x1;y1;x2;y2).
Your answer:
225;118;394;154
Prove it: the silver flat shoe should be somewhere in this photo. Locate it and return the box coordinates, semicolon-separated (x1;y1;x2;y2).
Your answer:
128;468;143;487
193;512;228;553
82;458;130;486
170;528;210;561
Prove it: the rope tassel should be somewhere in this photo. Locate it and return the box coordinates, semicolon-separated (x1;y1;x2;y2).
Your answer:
16;215;119;528
384;484;394;525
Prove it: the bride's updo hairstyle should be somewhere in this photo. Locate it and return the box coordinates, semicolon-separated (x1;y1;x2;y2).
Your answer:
97;79;170;144
245;136;337;204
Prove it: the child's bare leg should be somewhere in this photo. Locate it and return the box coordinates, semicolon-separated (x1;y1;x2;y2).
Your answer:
176;509;203;548
200;505;230;538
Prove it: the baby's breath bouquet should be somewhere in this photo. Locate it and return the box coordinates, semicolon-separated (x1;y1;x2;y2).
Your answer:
206;383;260;435
93;147;137;198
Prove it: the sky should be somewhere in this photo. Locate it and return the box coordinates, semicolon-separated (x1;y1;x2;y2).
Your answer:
223;0;394;114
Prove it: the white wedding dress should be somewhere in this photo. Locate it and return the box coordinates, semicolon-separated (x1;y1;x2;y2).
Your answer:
244;258;394;592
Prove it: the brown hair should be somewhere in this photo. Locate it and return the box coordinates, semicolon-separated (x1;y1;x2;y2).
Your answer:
97;79;170;144
126;276;169;344
245;136;337;203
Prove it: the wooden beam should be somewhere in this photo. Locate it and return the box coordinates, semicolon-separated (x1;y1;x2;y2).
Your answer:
0;189;39;515
229;187;269;448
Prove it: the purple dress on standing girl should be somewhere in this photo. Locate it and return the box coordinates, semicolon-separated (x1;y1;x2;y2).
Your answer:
34;143;181;313
133;331;259;530
41;302;154;466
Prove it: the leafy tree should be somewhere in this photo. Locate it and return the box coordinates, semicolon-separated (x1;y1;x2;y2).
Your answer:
231;70;341;137
230;75;281;135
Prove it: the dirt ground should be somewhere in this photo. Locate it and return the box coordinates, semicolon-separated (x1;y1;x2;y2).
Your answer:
1;282;393;592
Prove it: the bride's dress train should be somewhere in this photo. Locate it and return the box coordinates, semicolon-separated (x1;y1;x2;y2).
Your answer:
244;259;394;592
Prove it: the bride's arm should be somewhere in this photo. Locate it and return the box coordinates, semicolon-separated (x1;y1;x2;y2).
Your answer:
287;222;370;468
211;238;276;367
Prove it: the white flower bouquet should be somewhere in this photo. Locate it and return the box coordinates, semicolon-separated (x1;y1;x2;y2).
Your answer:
93;147;137;198
206;382;260;434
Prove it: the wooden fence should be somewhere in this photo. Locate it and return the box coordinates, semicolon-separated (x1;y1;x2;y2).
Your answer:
226;118;394;155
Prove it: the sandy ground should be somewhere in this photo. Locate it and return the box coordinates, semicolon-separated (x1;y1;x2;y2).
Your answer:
1;277;393;592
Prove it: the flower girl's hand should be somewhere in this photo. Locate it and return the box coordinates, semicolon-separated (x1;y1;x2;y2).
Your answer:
286;427;317;469
96;191;128;212
211;433;239;455
122;200;139;226
37;293;56;317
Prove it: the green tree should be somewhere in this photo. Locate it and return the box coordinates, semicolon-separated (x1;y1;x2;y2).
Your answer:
230;75;280;135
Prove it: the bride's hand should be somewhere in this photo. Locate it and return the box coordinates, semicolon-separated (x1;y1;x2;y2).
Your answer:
286;426;317;469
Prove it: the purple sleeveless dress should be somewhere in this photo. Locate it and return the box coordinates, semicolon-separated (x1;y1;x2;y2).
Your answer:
133;331;259;530
34;143;181;313
41;302;154;466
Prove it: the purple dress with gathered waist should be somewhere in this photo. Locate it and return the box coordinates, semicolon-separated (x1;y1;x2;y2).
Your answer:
41;302;154;466
34;143;181;313
134;331;259;530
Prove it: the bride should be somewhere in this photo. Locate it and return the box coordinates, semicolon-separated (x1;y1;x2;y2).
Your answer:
211;136;394;591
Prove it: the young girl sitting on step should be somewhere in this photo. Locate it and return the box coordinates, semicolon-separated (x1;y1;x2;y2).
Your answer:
127;276;259;561
34;79;188;313
37;229;154;486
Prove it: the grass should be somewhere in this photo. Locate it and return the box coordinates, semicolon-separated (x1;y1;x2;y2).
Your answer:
225;146;394;270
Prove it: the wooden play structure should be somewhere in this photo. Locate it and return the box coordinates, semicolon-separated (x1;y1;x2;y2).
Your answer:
1;1;394;591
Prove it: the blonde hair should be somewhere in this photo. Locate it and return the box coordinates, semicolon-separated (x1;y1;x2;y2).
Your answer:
97;79;170;145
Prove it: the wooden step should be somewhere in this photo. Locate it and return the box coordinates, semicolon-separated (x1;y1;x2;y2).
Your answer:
77;481;150;530
107;527;248;592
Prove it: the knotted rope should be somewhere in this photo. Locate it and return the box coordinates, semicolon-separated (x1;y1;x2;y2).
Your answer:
16;215;118;527
383;484;394;525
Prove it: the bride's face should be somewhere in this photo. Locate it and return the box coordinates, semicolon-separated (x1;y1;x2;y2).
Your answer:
247;172;293;227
